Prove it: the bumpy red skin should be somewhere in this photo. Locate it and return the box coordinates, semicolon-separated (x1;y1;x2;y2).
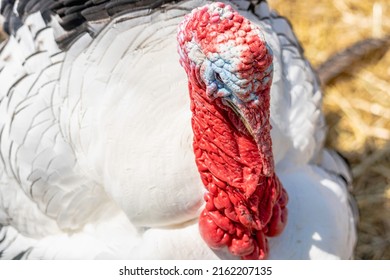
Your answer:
178;3;288;260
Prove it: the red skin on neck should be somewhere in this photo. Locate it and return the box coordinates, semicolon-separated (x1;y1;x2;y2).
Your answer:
189;78;287;260
178;3;288;260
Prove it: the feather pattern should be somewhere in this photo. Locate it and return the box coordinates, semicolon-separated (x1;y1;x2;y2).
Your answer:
0;0;356;259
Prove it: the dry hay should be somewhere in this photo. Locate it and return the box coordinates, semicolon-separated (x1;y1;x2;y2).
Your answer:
0;0;389;260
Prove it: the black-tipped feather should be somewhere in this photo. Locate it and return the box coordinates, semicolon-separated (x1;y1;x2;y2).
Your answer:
1;0;182;33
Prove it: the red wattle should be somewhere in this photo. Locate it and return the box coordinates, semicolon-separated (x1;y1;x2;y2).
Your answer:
191;89;288;260
199;209;231;248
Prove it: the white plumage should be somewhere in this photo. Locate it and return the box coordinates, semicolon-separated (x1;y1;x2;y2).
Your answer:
0;0;356;259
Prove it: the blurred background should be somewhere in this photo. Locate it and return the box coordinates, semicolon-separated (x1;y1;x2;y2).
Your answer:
0;0;389;260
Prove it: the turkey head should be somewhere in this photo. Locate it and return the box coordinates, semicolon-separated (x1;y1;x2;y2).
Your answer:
177;2;288;260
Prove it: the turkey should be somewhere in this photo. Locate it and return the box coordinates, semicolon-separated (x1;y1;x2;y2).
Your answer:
0;0;357;259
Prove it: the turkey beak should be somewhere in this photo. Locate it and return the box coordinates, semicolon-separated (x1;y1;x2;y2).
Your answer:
224;99;254;138
224;97;274;177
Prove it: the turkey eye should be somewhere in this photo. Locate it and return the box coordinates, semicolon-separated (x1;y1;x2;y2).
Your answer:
215;72;223;83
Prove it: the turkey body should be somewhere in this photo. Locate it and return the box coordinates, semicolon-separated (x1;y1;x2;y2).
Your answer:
0;0;356;259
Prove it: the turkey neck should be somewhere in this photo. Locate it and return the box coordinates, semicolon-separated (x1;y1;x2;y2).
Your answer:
188;73;288;260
